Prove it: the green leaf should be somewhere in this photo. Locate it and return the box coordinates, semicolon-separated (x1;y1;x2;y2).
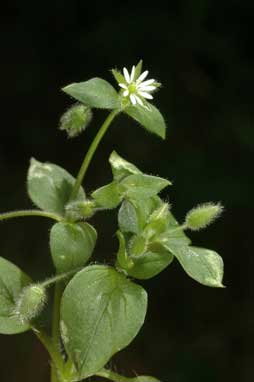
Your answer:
109;151;141;182
165;245;224;288
118;200;140;234
62;78;120;110
27;158;85;216
128;243;174;280
0;257;31;334
50;222;97;273
61;265;147;380
121;174;171;199
97;367;160;382
125;103;166;139
91;182;123;209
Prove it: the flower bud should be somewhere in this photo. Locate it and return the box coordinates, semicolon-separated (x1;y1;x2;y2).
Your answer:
14;284;47;323
185;202;223;231
59;103;92;138
65;199;96;221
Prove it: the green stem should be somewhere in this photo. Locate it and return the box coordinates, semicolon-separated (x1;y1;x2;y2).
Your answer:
0;209;62;222
70;110;119;200
51;282;65;382
41;268;81;288
95;369;138;382
33;328;65;382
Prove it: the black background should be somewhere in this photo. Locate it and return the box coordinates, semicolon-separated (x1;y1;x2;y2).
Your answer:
0;1;254;381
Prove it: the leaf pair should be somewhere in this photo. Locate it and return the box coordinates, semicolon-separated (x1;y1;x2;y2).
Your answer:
62;73;166;139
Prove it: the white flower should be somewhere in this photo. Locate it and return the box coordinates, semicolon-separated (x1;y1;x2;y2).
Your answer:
118;65;157;106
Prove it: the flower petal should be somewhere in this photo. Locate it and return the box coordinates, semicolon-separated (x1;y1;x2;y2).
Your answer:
138;91;153;99
119;83;128;89
130;94;137;105
137;70;149;83
138;79;155;86
138;85;156;91
123;67;130;83
123;89;129;97
135;95;143;106
130;65;135;82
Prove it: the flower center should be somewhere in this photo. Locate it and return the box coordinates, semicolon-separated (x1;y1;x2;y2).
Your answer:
128;83;137;94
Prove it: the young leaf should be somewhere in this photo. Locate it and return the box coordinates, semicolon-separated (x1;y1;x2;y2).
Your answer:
0;257;31;334
125;103;167;139
121;174;171;199
118;200;140;234
116;231;134;270
109;151;141;182
50;222;97;273
60;265;147;380
27;158;85;215
96;367;161;382
62;78;120;110
91;182;123;209
127;248;174;280
165;245;224;288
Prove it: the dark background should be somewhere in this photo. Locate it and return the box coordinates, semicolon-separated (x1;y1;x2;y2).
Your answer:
0;1;253;381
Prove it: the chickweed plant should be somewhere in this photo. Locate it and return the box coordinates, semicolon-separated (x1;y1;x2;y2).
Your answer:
0;61;224;382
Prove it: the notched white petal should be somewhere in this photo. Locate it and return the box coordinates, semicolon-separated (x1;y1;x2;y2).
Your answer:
119;83;128;89
138;85;156;91
130;94;137;105
123;67;130;83
137;70;149;83
135;95;143;106
138;79;155;86
123;89;129;97
130;65;135;82
138;91;153;99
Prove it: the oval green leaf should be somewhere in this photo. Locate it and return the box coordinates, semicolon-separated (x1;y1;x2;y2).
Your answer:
109;151;141;182
60;265;147;379
50;222;97;273
62;78;120;109
91;182;123;209
0;257;31;334
121;174;171;199
125;103;166;139
166;245;224;287
27;158;85;215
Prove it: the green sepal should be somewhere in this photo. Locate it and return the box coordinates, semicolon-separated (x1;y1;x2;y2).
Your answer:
133;59;143;80
111;69;125;84
125;103;167;139
62;78;120;110
50;222;97;273
109;151;141;182
60;265;147;380
27;158;85;216
0;257;32;334
91;182;123;209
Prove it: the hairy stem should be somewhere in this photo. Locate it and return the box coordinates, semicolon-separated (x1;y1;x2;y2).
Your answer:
0;210;62;222
34;328;65;382
70;110;119;200
51;282;65;382
41;268;81;288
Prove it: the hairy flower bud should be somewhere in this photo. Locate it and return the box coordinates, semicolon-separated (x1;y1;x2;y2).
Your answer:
65;199;96;221
185;202;223;231
14;284;47;324
59;103;92;138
